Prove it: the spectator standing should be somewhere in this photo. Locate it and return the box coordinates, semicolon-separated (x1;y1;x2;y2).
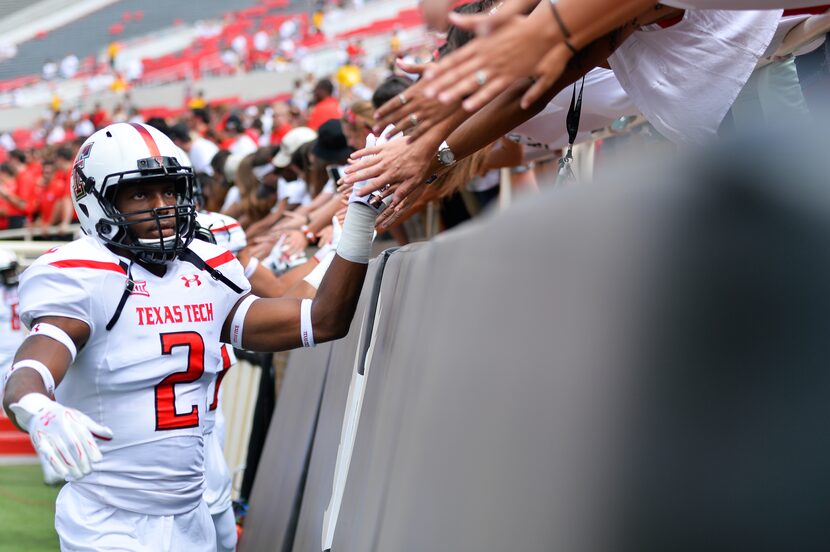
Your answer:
0;164;26;229
224;114;258;156
306;79;342;131
0;249;24;394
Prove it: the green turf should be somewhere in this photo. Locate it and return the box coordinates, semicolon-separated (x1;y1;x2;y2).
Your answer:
0;464;60;551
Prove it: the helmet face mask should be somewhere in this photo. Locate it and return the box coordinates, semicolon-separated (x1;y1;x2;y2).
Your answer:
72;123;197;265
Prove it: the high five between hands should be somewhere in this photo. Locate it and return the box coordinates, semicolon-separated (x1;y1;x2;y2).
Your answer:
341;0;659;216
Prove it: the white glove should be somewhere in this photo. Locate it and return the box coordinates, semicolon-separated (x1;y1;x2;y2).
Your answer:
41;458;64;486
348;133;393;214
10;393;113;481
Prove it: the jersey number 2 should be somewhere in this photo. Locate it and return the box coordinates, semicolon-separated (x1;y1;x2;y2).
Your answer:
155;331;204;430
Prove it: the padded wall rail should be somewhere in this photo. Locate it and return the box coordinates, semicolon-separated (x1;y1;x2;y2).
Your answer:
243;137;830;551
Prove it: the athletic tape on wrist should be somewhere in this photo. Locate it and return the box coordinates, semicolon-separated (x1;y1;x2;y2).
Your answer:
30;323;77;362
300;299;315;348
336;202;376;264
244;257;260;279
230;295;258;349
5;360;56;397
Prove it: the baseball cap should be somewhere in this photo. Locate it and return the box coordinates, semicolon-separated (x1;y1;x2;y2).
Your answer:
272;126;317;168
312;119;352;163
224;113;243;133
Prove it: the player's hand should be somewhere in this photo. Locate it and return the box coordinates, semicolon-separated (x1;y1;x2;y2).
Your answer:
422;1;570;112
341;134;434;210
10;393;113;481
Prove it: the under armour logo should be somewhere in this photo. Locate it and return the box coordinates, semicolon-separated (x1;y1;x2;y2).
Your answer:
41;411;56;427
181;274;202;288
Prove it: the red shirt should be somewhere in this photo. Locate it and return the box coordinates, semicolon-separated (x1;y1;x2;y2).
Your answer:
307;96;342;131
17;165;40;217
38;170;69;224
2;175;25;217
270;123;293;145
91;109;109;129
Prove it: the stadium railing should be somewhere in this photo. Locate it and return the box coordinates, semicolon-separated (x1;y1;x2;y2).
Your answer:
240;138;830;551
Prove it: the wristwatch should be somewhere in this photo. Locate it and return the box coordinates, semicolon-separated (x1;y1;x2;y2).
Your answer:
437;141;456;167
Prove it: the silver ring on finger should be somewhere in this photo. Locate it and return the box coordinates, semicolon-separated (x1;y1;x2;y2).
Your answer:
398;93;407;106
475;70;488;87
409;113;419;127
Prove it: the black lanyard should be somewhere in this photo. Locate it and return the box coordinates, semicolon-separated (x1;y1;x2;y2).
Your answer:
556;77;585;186
566;76;586;148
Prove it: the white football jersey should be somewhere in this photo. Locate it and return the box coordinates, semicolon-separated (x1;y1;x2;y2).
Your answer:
18;236;250;515
0;284;25;389
197;211;247;255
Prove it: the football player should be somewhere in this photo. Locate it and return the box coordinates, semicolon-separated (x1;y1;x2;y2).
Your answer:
0;248;24;391
0;247;64;485
2;122;386;551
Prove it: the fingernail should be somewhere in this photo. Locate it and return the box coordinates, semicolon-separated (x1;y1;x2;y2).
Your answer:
439;93;452;104
462;99;475;111
423;68;434;80
424;87;436;98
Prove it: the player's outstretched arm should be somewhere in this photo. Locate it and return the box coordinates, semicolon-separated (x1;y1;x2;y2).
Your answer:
227;252;369;352
2;316;113;480
222;135;388;352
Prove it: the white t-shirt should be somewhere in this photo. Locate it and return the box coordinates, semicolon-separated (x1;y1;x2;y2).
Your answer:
229;134;258;157
18;237;250;515
188;137;219;176
278;176;311;205
221;185;242;213
608;9;782;145
510;68;638;150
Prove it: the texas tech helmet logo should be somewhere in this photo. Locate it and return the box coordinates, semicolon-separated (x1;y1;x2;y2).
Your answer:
73;142;94;200
74;142;94;170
